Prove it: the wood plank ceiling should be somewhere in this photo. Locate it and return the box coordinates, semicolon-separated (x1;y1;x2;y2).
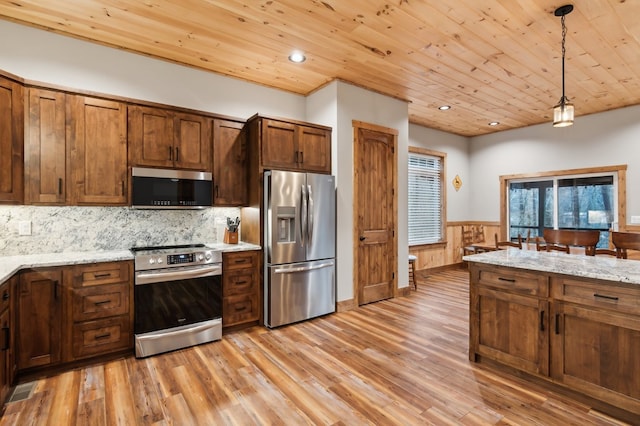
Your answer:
0;0;638;136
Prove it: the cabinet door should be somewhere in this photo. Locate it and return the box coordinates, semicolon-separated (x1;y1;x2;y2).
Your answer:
0;308;8;403
25;88;67;204
474;286;549;376
128;105;174;168
260;119;297;170
552;303;640;412
18;269;63;370
68;96;128;205
213;119;246;205
0;77;24;204
173;112;212;171
298;125;331;173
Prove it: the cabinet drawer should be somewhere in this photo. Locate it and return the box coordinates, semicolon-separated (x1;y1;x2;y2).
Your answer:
223;269;256;296
72;262;131;288
223;294;259;326
552;278;640;315
71;316;131;360
476;266;548;296
223;251;256;271
72;283;129;321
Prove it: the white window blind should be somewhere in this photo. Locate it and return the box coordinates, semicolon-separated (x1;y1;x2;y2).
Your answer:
408;152;443;245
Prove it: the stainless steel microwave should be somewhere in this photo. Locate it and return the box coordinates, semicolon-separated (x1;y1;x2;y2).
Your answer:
131;167;213;209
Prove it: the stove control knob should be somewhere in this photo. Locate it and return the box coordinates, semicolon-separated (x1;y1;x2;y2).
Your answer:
157;257;163;264
205;253;212;261
198;253;205;261
148;258;156;265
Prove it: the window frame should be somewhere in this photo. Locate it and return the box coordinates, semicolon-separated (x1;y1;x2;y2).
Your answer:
500;165;627;241
408;146;447;247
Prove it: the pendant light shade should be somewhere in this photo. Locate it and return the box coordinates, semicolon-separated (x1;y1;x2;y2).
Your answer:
552;4;574;128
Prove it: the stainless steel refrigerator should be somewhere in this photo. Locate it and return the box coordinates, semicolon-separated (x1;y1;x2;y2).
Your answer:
264;170;336;328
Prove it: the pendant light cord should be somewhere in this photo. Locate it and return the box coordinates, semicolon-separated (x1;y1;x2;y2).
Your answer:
561;14;567;101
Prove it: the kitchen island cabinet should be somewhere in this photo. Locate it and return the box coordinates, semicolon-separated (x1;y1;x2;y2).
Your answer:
467;249;640;421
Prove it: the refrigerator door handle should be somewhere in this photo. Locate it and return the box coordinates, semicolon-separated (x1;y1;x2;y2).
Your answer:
300;184;308;245
274;262;334;274
307;184;314;246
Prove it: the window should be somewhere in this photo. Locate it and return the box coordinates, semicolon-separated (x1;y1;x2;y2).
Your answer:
507;172;618;248
408;147;445;246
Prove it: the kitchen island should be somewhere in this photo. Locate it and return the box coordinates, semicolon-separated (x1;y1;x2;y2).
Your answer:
465;249;640;422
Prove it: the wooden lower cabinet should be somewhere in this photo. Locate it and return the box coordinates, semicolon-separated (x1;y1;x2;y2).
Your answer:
222;250;260;329
18;269;63;370
0;277;16;403
469;263;640;420
16;261;133;373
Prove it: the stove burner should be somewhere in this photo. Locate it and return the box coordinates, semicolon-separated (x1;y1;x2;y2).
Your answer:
130;243;205;252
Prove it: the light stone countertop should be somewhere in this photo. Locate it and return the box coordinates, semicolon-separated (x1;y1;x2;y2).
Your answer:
464;248;640;285
0;242;262;284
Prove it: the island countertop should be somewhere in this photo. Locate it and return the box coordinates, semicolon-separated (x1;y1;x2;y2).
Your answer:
463;248;640;286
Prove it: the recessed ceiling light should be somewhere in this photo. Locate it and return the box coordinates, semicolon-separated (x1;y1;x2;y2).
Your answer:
489;121;500;126
288;51;306;63
438;105;451;111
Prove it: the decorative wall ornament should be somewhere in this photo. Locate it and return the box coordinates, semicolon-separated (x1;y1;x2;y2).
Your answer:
452;175;462;191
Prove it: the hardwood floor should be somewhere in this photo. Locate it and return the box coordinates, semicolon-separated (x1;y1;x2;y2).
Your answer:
0;268;632;425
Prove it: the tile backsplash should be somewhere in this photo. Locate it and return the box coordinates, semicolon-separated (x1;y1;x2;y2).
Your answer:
0;206;241;255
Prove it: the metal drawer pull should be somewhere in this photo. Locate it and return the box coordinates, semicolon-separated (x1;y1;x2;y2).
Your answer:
593;293;619;301
235;305;247;311
94;299;111;305
95;333;111;340
94;273;112;278
1;327;9;351
540;310;545;331
555;314;560;335
498;277;516;283
2;291;9;301
236;280;249;285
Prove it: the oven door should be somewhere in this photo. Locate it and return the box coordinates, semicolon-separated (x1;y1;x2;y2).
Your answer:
134;264;222;335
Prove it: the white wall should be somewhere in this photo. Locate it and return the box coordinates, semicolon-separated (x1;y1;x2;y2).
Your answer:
469;105;640;223
0;20;305;121
408;124;470;222
308;81;410;302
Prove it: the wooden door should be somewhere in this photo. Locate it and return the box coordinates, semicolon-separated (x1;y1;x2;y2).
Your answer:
353;122;397;305
173;112;212;171
128;105;174;168
0;76;24;204
261;119;297;170
0;307;8;403
476;286;549;376
298;125;331;173
552;302;640;407
18;269;63;370
25;88;67;204
68;95;127;205
213;119;246;205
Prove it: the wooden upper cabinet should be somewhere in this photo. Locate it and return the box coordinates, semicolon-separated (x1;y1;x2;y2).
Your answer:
213;119;247;206
25;88;67;205
129;105;212;171
0;76;24;204
68;95;128;205
297;125;331;173
255;116;331;174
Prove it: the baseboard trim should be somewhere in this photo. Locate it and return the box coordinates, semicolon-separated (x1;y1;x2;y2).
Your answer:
337;298;355;312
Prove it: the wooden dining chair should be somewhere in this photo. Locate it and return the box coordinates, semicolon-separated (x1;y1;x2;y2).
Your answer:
611;231;640;259
538;228;600;255
462;225;491;256
494;233;522;249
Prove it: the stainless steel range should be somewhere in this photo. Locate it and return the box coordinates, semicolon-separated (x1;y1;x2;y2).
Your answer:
131;244;222;357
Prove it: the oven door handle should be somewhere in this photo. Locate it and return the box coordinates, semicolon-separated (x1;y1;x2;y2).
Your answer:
135;265;222;285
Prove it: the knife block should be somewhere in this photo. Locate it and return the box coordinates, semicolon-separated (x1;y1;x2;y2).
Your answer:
223;229;238;244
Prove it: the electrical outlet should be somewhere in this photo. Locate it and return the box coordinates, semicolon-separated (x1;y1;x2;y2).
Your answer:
18;221;32;236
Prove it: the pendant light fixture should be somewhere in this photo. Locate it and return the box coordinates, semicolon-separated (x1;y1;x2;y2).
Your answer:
553;4;574;127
